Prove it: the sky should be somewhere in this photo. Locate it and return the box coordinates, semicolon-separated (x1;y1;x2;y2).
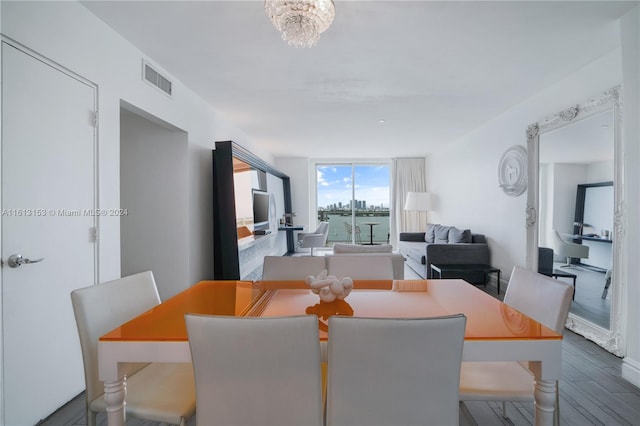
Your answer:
316;165;390;209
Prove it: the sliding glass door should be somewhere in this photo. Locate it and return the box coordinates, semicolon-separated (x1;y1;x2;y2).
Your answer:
316;163;390;246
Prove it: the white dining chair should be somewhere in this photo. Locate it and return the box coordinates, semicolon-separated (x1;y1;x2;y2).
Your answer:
459;265;574;425
185;314;324;426
326;314;467;426
70;271;195;426
325;255;394;279
261;255;326;280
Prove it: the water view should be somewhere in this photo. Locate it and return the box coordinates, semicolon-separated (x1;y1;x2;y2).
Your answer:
320;212;390;245
316;163;391;246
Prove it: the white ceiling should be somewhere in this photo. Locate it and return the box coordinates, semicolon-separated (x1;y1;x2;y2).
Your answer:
82;1;634;159
540;109;614;165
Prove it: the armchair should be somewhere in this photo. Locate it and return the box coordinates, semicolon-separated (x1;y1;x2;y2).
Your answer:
553;230;589;268
297;222;329;256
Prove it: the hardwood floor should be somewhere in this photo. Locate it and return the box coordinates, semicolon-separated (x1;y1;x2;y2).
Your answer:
38;329;640;426
558;261;611;329
38;262;639;426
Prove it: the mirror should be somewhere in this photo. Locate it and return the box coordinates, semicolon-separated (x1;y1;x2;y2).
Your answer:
232;157;267;239
526;86;624;356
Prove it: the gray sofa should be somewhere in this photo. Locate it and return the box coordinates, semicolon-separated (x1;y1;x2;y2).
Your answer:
398;224;490;284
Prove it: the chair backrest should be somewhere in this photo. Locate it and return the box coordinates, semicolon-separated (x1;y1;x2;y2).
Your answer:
316;221;330;243
326;315;467;426
326;255;394;279
299;222;330;249
186;314;323;426
538;247;554;274
504;265;574;334
553;229;589;259
315;221;329;234
261;256;326;280
70;271;161;404
552;230;569;257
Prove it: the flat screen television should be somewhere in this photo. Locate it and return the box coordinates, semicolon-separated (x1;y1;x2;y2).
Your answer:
252;190;270;228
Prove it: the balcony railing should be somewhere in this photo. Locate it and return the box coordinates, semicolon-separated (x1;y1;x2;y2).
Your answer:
319;211;390;245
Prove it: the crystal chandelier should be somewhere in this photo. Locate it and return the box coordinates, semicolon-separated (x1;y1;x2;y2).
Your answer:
265;0;335;48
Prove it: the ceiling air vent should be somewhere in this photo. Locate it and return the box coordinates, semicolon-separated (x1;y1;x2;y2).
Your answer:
143;61;172;96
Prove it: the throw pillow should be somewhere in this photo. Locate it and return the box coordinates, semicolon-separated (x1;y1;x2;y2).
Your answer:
425;223;438;243
449;227;472;243
434;225;451;244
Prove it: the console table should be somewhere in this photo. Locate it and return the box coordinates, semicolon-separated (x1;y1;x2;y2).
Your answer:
278;225;304;254
430;263;502;294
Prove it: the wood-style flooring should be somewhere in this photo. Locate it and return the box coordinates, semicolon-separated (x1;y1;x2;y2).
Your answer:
559;261;611;329
37;329;640;426
37;261;639;426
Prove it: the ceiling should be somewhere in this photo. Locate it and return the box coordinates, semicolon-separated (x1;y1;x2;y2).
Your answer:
82;1;634;159
540;109;614;165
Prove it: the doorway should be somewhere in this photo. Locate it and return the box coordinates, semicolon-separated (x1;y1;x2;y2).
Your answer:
119;105;189;300
1;40;97;425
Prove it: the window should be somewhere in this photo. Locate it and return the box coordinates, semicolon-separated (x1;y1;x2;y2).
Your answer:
315;163;390;246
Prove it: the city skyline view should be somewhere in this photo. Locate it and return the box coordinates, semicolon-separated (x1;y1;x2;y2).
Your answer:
316;164;390;209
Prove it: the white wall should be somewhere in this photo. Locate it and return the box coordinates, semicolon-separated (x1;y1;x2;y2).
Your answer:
425;11;639;385
539;163;551;247
425;48;622;283
620;5;640;388
234;171;255;225
0;1;273;286
587;160;614;183
267;173;286;228
551;164;586;235
275;157;311;231
120;110;189;300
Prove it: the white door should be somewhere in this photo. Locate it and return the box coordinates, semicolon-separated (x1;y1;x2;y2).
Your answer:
1;42;96;425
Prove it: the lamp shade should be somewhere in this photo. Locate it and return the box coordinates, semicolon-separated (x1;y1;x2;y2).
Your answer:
404;192;431;211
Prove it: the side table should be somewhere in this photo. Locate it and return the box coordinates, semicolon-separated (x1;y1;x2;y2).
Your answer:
539;268;577;300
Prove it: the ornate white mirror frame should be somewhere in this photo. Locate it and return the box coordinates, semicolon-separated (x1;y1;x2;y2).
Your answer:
525;86;625;356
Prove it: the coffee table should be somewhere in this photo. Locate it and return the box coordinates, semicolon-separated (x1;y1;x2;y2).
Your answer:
430;263;502;294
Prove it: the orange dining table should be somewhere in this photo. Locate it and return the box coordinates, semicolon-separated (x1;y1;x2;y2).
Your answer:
98;279;562;426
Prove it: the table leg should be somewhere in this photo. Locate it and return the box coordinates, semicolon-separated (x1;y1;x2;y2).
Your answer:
104;378;126;426
533;378;556;426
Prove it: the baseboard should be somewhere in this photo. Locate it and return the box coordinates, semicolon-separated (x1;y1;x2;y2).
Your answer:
622;358;640;388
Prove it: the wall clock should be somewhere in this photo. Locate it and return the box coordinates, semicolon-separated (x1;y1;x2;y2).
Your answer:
498;145;527;197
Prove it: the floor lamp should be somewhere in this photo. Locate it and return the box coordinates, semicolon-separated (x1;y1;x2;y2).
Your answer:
404;192;431;232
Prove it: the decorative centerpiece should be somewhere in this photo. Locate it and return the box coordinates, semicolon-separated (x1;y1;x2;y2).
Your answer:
305;270;353;302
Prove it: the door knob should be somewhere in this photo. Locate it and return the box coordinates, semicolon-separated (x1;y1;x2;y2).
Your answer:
7;254;45;268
